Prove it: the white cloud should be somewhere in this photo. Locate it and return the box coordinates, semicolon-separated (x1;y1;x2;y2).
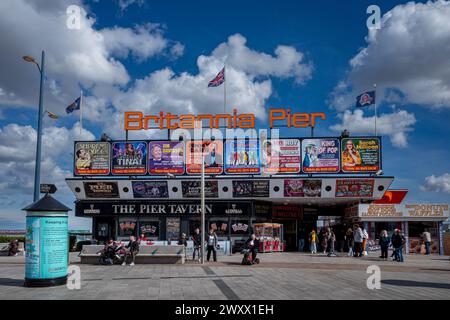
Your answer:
330;1;450;110
329;109;416;148
117;0;144;12
0;0;181;113
102;23;183;62
0;122;94;195
421;173;450;194
91;33;312;138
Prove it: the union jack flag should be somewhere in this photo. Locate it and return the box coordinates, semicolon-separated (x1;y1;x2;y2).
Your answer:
208;67;225;87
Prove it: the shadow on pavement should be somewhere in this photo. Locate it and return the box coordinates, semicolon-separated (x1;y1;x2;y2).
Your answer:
0;278;24;287
381;279;450;289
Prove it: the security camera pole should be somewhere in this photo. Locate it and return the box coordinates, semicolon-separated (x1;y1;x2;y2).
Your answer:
201;152;205;264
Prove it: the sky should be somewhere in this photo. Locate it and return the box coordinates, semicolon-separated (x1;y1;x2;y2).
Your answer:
0;0;449;230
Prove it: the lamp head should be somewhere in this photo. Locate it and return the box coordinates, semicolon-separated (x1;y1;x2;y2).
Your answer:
23;55;38;64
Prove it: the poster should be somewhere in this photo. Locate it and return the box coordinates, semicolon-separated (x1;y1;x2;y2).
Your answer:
284;179;322;197
186;140;223;174
232;180;269;197
84;181;119;198
225;139;260;174
148;141;185;175
209;220;229;236
230;220;250;235
341;138;380;172
118;220;137;237
132;181;169;198
166;218;180;240
261;139;301;174
336;179;374;197
139;221;159;238
181;180;218;198
111;141;147;175
301;138;340;173
25;216;68;280
74;142;110;175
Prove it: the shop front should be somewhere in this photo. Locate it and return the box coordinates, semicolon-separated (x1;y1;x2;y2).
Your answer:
75;200;272;245
351;203;449;255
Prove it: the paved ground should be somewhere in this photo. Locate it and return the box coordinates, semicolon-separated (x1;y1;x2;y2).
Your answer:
1;252;449;300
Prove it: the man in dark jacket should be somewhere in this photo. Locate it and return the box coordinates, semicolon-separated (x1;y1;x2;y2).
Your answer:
245;234;260;263
123;236;139;266
391;229;405;262
192;228;201;262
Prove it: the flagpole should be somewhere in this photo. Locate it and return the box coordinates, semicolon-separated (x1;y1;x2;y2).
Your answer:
80;90;83;135
224;65;226;113
373;83;377;136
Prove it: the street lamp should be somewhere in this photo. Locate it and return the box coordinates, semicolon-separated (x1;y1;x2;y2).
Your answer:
23;51;45;202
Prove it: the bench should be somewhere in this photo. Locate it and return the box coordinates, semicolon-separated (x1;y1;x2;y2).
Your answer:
79;245;103;264
136;245;185;264
79;244;185;264
0;242;24;256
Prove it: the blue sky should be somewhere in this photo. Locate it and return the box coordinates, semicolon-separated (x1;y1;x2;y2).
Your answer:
0;0;449;229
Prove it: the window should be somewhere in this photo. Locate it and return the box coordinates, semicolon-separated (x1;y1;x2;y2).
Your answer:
138;221;160;239
118;220;137;238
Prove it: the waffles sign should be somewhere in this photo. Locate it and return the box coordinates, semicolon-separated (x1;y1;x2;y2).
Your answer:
358;204;449;221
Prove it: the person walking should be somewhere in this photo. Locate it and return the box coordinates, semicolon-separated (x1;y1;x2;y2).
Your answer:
206;228;218;262
321;228;328;254
327;228;336;257
353;224;363;257
361;226;369;256
309;229;318;254
345;228;354;257
379;230;390;260
192;228;201;262
391;229;405;262
421;229;432;255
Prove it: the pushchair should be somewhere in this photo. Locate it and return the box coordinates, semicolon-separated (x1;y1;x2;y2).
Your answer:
240;246;260;265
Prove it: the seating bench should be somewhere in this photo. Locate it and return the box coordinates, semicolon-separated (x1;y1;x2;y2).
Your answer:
79;244;185;264
136;245;185;264
79;245;103;264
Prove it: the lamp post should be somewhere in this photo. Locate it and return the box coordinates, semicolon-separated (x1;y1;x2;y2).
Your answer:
23;51;45;202
201;152;205;264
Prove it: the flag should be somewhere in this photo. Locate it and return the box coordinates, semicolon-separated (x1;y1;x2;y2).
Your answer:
355;91;375;107
66;97;81;113
208;67;225;87
46;110;58;119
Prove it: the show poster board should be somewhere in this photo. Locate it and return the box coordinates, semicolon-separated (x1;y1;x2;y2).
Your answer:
336;179;374;197
232;180;270;197
181;180;219;198
111;141;147;175
260;139;301;174
284;179;322;197
132;181;169;198
84;181;119;198
186;140;223;175
74;142;110;175
302;138;340;173
224;139;260;174
341;138;380;172
166;218;180;239
148;141;185;175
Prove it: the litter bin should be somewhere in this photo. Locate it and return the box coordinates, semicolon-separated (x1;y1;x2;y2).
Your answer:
22;194;71;287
